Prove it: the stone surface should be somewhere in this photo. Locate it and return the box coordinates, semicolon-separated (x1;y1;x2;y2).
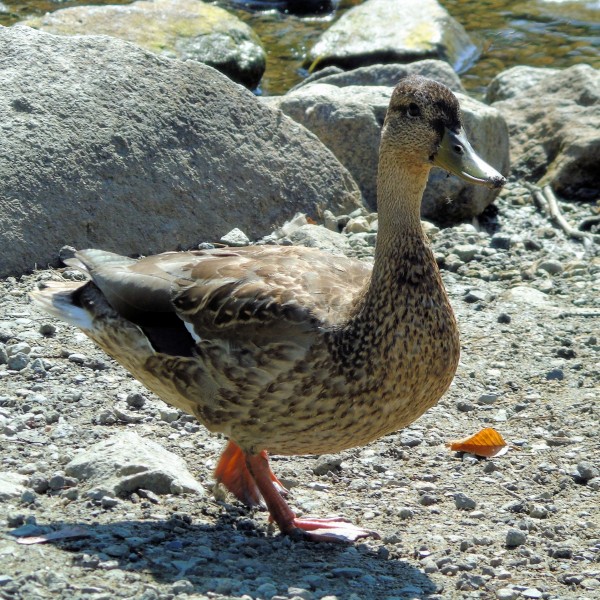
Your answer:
22;0;266;88
306;0;477;73
0;472;29;501
0;25;361;277
265;82;508;220
288;224;353;256
292;60;465;93
490;64;599;199
485;65;561;103
65;431;205;496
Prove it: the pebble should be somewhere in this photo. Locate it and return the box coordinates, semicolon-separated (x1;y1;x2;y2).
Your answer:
104;544;129;558
453;244;479;262
537;259;563;275
490;232;512;250
576;461;599;481
496;589;518;600
344;216;371;233
7;342;31;356
397;507;414;520
521;588;543;599
464;289;489;303
101;496;121;509
97;410;117;425
220;228;250;247
0;472;29;501
113;406;144;424
39;323;56;336
545;368;564;381
312;455;342;475
454;492;477;510
506;528;527;547
418;493;438;506
67;353;87;364
126;392;146;408
478;392;500;405
287;586;313;600
48;474;67;491
171;580;194;595
160;407;181;423
528;504;548;519
399;430;423;447
7;353;29;371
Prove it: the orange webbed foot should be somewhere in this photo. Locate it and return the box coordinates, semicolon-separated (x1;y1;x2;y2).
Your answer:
214;440;287;507
245;450;380;544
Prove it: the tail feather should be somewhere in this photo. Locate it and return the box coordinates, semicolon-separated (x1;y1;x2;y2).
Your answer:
30;282;94;331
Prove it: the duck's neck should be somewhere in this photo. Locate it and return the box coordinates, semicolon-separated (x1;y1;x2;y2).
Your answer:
366;152;434;295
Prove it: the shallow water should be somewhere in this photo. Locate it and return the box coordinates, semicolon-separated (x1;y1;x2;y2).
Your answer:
1;0;598;95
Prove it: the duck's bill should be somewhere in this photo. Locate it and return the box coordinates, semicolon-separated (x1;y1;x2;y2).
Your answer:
433;128;506;190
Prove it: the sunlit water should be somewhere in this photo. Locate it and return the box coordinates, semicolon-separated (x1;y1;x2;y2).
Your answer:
1;0;598;95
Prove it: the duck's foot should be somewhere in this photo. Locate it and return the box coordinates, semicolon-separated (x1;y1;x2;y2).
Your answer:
245;451;379;544
288;517;380;544
214;440;287;507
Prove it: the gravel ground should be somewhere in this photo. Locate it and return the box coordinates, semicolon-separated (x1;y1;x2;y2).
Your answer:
1;181;599;600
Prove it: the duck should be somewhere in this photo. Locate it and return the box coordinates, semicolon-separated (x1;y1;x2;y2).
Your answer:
32;76;505;543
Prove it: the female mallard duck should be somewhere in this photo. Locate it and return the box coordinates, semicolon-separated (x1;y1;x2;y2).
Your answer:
33;76;505;543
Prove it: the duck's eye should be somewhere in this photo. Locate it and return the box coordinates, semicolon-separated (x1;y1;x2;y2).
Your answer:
407;103;421;117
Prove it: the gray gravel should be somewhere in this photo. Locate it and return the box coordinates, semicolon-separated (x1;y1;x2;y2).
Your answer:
0;182;599;600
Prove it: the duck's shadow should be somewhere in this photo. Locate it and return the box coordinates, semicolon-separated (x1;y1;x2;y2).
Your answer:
29;514;437;599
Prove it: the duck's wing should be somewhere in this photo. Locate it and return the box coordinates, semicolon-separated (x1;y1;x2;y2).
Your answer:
70;245;371;346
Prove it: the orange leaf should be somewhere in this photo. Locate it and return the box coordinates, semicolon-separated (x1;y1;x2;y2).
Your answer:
447;427;508;457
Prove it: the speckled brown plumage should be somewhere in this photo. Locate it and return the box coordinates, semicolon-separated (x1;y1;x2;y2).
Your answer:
32;76;505;542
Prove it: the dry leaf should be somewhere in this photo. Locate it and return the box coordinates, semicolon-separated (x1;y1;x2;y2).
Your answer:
447;427;508;457
16;526;90;545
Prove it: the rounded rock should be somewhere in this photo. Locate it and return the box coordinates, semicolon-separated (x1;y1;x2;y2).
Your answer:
126;392;146;409
490;232;512;250
39;323;57;336
537;259;563;275
576;461;599;482
505;528;526;547
7;353;30;371
220;228;250;247
454;492;477;510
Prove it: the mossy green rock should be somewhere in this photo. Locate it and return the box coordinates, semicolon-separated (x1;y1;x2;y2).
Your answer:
307;0;476;73
23;0;265;88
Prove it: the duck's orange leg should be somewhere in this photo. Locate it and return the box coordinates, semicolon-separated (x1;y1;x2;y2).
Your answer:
245;451;380;544
214;440;287;507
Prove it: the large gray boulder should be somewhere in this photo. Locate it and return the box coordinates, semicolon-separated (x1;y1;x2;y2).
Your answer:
489;64;599;199
22;0;266;89
485;65;561;103
0;25;361;277
265;81;509;221
306;0;477;73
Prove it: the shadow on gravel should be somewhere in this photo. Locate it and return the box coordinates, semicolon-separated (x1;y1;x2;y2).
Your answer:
24;515;437;598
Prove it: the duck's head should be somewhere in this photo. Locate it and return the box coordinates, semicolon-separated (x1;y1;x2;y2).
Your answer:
381;75;506;190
